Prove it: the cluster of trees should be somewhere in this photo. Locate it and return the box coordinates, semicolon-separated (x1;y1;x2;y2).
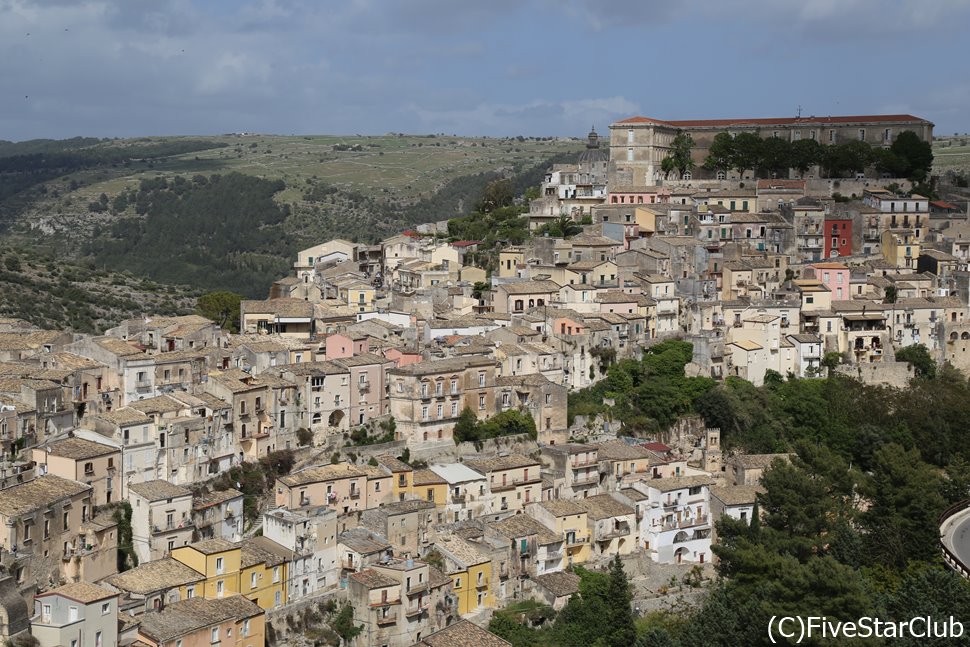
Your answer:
453;407;537;445
446;179;531;249
488;557;637;647
700;130;933;182
569;340;714;432
85;173;293;297
563;343;970;645
0;139;227;209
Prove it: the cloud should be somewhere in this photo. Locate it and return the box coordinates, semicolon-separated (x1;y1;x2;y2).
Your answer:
408;96;640;136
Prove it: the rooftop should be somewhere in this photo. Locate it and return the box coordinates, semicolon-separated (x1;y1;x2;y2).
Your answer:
105;558;203;594
129;479;193;502
38;581;117;604
138;596;262;643
416;619;512;647
0;475;91;517
43;437;117;461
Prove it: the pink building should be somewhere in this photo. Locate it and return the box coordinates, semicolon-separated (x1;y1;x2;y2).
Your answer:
806;262;851;301
324;333;369;359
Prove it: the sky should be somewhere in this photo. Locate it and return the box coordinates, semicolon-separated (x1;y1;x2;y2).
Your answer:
2;0;969;140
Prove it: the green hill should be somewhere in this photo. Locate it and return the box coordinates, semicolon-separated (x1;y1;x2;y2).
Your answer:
0;133;582;307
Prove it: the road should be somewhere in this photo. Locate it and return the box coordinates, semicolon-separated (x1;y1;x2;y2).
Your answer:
940;506;970;573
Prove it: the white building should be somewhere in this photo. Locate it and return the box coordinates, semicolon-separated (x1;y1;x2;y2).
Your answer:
635;475;713;565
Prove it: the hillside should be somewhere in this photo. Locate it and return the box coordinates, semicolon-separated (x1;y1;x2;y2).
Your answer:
0;134;582;309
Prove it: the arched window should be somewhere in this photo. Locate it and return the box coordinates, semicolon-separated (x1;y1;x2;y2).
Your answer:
514;299;524;312
716;171;726;180
951;332;959;341
961;332;970;340
682;171;692;181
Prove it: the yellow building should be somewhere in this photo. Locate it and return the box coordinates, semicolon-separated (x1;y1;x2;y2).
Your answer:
434;535;493;616
377;454;413;502
498;248;525;278
172;539;242;601
239;537;288;610
170;538;287;611
881;229;920;269
412;469;448;507
529;500;591;567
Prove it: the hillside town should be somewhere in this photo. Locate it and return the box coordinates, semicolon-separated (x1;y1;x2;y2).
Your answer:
0;112;965;647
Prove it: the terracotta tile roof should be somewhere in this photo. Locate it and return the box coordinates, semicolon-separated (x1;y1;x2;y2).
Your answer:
105;558;203;594
349;568;398;589
43;437;117;461
39;581;117;604
129;479;192;502
138;596;262;643
0;475;91;517
533;571;581;597
416;619;511;647
614;114;929;127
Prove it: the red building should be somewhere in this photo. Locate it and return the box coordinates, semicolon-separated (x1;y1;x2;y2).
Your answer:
824;216;852;258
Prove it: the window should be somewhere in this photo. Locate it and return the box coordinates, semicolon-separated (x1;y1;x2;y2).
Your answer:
273;566;280;582
435;381;442;395
858;129;866;141
420;383;428;397
479;395;486;410
421;406;429;421
829;129;836;143
627;129;634;144
478;372;486;387
451;402;458;417
436;404;443;419
251;572;258;589
216;557;225;574
44;519;50;539
243;619;250;637
96;632;102;647
216;580;225;596
545;393;551;405
211;627;219;644
450;379;458;394
626;147;633;161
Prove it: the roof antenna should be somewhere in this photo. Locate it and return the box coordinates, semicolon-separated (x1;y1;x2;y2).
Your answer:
797;105;802;118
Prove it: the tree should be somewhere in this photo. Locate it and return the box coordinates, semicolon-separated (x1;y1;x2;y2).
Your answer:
453;407;480;443
823;140;872;178
729;133;763;179
703;132;734;174
196;291;242;332
895;344;936;379
477;179;515;214
330;602;363;645
606;556;637;647
859;443;945;567
789;139;822;178
663;131;695;179
890;130;934;182
759;136;792;178
884;284;898;304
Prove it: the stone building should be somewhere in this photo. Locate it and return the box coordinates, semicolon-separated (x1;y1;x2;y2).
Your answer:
609;114;934;183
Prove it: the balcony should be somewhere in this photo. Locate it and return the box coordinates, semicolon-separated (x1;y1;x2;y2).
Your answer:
359;381;371;393
599;522;631;541
404;602;428;617
571;458;596;468
657;515;709;532
152;519;192;534
450;494;466;504
572;474;598;487
543;550;564;562
406;582;429;595
491;477;542;493
376;612;398;625
349;490;361;499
